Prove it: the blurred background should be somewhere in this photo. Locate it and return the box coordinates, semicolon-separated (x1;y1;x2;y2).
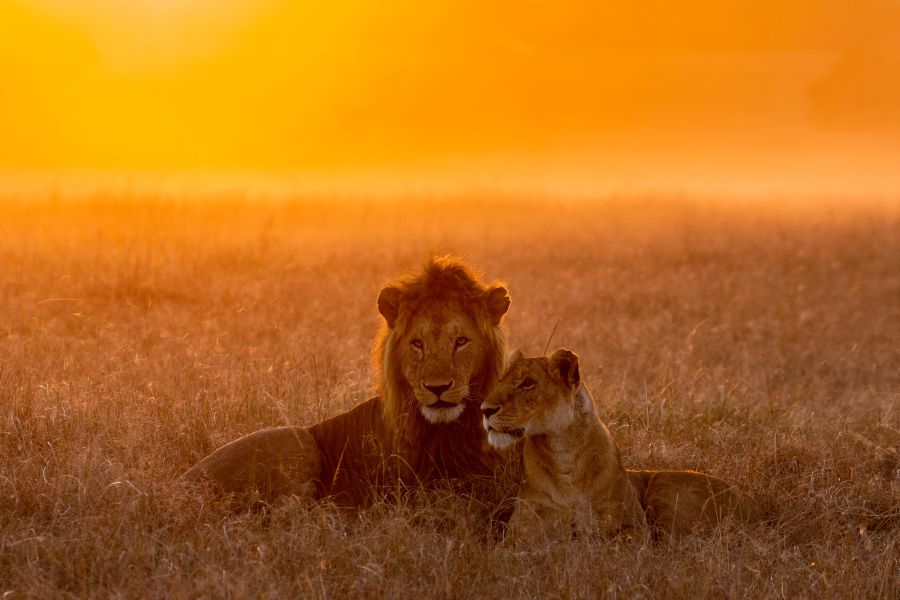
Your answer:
1;0;899;196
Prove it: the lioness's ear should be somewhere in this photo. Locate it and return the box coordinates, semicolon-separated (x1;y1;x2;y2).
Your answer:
484;286;511;325
550;348;580;388
507;348;524;369
377;286;403;328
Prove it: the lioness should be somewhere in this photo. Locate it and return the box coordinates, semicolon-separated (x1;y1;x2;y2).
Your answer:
481;348;646;544
482;348;761;544
184;257;521;510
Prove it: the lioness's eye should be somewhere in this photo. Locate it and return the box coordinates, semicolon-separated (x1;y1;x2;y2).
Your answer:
518;377;536;390
411;339;424;349
455;337;469;348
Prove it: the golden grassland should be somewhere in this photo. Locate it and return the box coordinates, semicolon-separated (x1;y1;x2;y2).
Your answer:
0;193;897;598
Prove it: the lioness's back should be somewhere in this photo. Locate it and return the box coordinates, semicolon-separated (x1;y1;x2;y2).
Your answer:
628;469;763;538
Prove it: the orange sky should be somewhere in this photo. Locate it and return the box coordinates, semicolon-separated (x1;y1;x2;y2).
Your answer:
1;1;899;192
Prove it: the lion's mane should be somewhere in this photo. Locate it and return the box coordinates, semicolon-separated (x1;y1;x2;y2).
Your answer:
375;255;508;446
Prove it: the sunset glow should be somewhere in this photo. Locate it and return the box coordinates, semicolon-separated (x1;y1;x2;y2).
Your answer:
2;4;899;596
2;1;899;191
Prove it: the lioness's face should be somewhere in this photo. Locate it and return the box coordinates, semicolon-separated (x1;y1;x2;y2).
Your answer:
399;306;487;423
481;349;581;448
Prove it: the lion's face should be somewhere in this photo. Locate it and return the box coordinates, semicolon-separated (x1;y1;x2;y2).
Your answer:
397;305;488;423
481;349;581;448
377;268;510;425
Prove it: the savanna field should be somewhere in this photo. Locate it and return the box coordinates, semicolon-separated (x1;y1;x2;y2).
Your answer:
0;193;897;598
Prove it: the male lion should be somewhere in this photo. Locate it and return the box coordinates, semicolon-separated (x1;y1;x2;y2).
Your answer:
183;257;519;509
481;348;761;544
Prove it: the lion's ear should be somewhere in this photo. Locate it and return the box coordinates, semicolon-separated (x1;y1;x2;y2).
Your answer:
550;348;580;388
507;348;524;369
484;286;511;325
377;286;403;328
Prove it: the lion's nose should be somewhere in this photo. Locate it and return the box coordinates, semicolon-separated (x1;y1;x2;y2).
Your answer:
481;405;499;418
424;382;452;398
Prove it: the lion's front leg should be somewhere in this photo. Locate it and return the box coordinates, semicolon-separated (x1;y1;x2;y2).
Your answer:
183;426;322;505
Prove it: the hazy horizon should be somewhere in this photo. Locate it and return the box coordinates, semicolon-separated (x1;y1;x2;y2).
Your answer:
2;1;899;194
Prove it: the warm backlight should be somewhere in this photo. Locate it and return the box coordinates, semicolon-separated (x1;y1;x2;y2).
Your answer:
1;1;899;191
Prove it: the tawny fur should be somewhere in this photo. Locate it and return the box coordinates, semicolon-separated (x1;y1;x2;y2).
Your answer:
482;348;762;545
482;349;645;545
183;257;520;509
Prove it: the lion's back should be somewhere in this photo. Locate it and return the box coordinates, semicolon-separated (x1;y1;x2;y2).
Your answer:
307;396;393;506
182;425;322;503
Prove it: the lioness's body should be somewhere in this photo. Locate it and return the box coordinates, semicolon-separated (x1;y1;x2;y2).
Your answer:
482;349;761;544
482;350;644;543
626;469;761;539
514;384;647;541
183;257;520;510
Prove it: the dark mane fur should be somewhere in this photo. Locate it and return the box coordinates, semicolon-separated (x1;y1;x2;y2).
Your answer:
374;256;508;454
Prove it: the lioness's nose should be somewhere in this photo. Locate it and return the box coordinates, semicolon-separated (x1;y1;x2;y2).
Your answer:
424;382;452;398
481;405;499;418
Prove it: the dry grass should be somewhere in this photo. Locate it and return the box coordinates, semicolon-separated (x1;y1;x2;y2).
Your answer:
0;193;897;598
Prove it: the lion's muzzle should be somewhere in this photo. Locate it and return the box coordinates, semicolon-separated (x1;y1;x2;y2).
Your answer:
429;399;458;409
423;381;453;399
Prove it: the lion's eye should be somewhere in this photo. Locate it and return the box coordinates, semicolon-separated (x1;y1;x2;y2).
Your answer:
518;377;536;390
455;337;469;348
411;339;424;349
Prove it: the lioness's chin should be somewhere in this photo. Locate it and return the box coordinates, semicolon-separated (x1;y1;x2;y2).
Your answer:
487;430;520;449
420;403;465;424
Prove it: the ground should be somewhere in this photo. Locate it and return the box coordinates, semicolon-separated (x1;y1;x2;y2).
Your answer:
0;193;897;598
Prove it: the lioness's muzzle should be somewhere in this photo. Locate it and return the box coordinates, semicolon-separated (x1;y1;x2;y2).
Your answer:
484;420;524;438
